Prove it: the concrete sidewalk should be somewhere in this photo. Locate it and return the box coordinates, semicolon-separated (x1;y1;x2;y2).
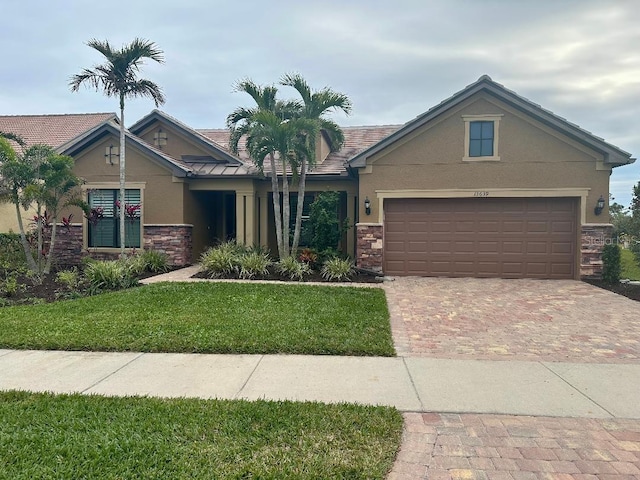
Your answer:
1;349;638;419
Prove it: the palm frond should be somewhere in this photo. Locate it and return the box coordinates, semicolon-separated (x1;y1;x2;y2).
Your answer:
0;131;25;147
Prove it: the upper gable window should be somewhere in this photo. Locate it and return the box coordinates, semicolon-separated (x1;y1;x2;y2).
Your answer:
463;114;503;162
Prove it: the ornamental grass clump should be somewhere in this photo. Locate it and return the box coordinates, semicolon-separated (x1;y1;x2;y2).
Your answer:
138;249;170;273
321;257;355;282
237;251;271;279
276;256;312;281
84;260;138;294
200;241;247;278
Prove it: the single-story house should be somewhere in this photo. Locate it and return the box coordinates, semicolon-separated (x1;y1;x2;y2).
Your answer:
1;76;634;279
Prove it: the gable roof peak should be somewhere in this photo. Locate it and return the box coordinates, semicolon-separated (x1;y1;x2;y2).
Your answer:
478;74;493;82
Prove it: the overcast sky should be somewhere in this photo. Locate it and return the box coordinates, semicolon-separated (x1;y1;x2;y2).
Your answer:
2;0;638;206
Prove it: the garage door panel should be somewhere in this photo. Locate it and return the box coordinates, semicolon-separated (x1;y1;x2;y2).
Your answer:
384;197;576;279
551;242;573;254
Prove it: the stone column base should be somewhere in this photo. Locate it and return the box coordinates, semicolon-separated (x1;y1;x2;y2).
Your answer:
581;224;614;279
144;225;193;266
356;223;384;272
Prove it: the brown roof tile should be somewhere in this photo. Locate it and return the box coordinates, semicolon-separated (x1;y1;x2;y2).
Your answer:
197;125;401;176
0;113;116;149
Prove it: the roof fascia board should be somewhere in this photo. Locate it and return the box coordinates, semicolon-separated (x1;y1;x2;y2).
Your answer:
348;78;632;167
59;121;190;178
130;110;243;166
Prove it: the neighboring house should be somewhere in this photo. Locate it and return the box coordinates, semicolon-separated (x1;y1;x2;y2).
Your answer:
2;76;635;279
0;113;116;232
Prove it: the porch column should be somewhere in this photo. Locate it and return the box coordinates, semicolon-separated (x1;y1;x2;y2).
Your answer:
235;190;255;245
347;193;357;258
259;192;269;247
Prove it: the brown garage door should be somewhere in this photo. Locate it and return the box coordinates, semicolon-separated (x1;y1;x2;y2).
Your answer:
384;197;577;279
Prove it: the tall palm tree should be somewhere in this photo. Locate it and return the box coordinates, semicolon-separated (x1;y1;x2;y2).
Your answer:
227;80;312;258
70;38;165;257
280;74;351;253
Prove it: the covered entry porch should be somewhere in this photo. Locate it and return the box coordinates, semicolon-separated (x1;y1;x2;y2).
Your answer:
188;178;358;260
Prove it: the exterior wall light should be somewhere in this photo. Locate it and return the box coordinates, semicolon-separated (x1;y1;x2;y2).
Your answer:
364;196;371;216
594;195;605;216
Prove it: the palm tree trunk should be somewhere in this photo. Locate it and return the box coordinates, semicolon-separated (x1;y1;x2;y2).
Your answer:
269;153;284;258
281;159;291;259
36;203;43;273
44;217;58;275
119;99;126;259
14;198;38;274
291;157;307;254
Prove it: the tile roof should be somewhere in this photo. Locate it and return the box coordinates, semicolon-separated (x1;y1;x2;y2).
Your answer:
197;125;401;177
0;113;117;150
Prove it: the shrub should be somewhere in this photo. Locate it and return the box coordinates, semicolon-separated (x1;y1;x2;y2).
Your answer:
0;232;27;271
298;248;318;267
601;244;621;284
139;249;170;273
0;274;26;297
83;260;138;294
237;251;271;279
200;247;237;278
56;268;80;290
277;256;312;281
321;257;355;282
301;192;349;252
124;254;148;277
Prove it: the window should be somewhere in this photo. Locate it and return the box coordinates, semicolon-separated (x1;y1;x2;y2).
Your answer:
463;114;502;161
88;189;141;248
469;121;494;156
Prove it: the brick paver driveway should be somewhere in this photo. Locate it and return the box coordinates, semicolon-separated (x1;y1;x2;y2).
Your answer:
384;277;640;480
384;277;640;363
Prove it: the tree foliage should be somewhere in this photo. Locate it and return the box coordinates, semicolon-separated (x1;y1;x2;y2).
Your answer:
0;139;82;277
227;75;350;259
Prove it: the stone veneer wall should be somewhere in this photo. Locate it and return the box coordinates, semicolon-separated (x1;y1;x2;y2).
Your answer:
356;223;384;272
45;224;193;267
580;224;614;279
143;225;192;266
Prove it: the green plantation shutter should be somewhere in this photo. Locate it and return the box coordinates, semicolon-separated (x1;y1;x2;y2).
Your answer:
88;189;141;248
88;190;116;247
121;189;141;248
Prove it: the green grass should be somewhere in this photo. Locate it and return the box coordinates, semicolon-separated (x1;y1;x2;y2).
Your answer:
0;391;403;479
621;248;640;281
0;282;394;356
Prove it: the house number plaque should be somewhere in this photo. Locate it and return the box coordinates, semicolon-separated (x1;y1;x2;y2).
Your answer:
473;191;489;197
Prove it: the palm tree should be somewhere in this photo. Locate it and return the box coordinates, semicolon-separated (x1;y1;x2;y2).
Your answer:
70;38;165;257
279;74;352;253
227;80;312;259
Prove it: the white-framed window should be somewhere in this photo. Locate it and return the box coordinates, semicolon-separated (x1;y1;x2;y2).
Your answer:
463;114;503;162
87;188;142;248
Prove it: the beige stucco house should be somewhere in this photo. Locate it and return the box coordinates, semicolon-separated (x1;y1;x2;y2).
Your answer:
1;76;634;279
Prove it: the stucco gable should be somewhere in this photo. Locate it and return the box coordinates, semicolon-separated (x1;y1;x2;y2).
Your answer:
58;120;193;178
349;75;634;168
130;110;243;166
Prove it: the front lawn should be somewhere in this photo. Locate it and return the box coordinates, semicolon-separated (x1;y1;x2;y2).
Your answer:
0;282;394;356
621;247;640;281
0;391;403;479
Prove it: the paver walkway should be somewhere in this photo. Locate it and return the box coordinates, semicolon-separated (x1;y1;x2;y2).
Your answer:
384;277;640;363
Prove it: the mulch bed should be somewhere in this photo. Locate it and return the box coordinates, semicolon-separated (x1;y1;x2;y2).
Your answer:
191;268;384;284
584;279;640;302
